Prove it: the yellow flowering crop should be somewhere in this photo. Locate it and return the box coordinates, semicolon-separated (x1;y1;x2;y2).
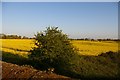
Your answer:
71;40;118;56
0;39;118;56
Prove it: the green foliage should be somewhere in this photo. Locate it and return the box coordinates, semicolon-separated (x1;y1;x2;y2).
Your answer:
29;27;78;69
2;51;29;65
69;51;119;79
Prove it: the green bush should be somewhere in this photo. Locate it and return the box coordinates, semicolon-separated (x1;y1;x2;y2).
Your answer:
28;27;78;70
70;52;119;79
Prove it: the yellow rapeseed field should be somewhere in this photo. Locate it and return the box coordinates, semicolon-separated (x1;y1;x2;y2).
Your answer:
71;40;118;56
0;39;118;56
0;39;35;57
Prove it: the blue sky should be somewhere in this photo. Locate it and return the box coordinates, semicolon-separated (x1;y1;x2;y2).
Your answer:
0;2;2;33
1;0;120;2
1;2;118;39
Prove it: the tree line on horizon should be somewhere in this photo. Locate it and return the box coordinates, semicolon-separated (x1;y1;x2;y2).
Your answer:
70;38;120;41
0;33;120;41
0;34;34;39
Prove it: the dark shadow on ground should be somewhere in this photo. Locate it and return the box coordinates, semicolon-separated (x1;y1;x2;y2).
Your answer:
2;50;55;70
2;51;30;65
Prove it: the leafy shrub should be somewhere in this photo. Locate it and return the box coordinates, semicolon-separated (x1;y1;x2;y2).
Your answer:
98;51;120;63
28;27;78;70
71;51;119;79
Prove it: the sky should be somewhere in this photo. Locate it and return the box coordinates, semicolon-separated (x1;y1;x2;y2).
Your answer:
1;0;120;2
1;2;118;39
0;2;2;33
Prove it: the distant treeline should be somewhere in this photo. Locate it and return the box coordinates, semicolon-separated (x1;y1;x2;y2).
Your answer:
69;38;120;41
0;34;35;39
0;34;119;41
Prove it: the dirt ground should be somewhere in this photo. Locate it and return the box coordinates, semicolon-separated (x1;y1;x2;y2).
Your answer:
1;61;71;79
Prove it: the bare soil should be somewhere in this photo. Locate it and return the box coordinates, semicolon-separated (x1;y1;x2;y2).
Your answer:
1;61;71;79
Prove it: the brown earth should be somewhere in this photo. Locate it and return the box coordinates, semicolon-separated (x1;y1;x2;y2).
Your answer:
1;61;71;80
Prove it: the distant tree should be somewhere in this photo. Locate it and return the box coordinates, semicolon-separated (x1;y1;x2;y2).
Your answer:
2;34;7;39
22;36;29;39
91;39;94;41
18;36;21;39
85;38;89;41
0;34;6;39
97;39;102;42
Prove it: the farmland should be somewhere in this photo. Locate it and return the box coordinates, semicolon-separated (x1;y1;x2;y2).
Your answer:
1;39;119;79
0;39;118;57
71;40;118;56
0;39;36;57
